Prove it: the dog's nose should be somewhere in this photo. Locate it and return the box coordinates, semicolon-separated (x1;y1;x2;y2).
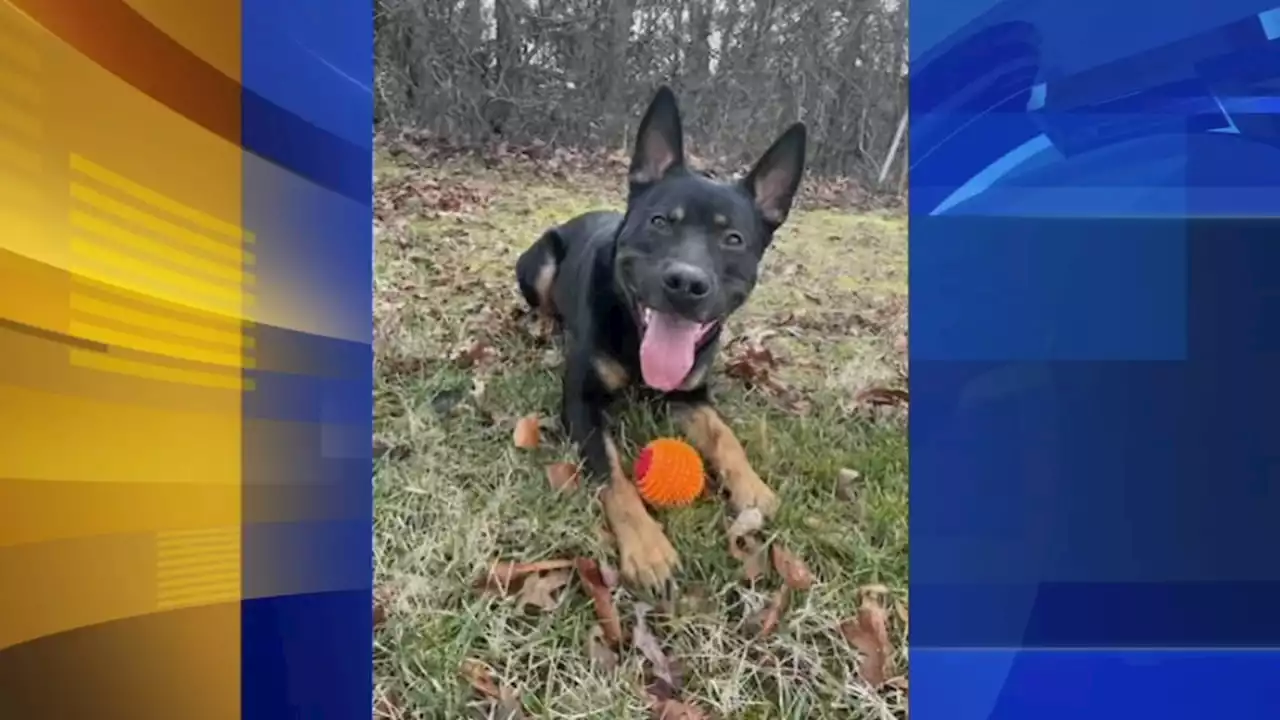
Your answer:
661;262;712;300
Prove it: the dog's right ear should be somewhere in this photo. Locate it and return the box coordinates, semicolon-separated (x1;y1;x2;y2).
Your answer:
629;86;685;188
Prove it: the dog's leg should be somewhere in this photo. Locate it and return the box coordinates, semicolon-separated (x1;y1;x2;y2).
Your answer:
674;396;780;517
563;357;679;592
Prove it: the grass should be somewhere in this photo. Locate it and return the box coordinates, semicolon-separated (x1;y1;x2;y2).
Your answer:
373;149;909;719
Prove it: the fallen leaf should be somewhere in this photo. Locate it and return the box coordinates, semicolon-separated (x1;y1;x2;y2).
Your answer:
373;587;392;629
770;544;815;590
545;462;580;491
575;558;623;646
755;586;791;638
516;568;572;612
840;593;894;687
586;625;619;672
633;602;680;693
476;558;575;594
453;338;496;368
461;660;526;719
650;697;709;720
855;387;909;407
461;659;502;698
513;414;541;448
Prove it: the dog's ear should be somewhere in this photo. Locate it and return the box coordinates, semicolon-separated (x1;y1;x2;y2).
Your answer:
629;85;685;187
742;123;807;229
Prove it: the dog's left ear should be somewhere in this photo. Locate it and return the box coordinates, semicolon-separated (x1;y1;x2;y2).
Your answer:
742;123;807;229
629;85;686;188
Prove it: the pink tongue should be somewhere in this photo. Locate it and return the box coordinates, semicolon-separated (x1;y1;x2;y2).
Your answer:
640;312;703;391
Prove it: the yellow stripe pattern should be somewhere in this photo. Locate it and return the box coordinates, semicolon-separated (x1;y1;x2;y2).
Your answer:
155;527;241;611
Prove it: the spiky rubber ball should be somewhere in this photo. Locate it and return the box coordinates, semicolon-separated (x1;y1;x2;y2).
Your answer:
634;438;706;508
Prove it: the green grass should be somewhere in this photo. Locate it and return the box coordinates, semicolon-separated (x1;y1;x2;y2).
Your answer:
373;151;908;719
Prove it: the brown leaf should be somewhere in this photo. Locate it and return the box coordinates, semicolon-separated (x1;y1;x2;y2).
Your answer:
373;587;392;629
476;558;575;594
516;568;572;612
633;602;679;692
650;697;710;720
770;544;815;590
586;624;619;672
755;586;791;638
545;462;580;492
461;660;527;719
453;338;496;368
839;593;894;687
513;414;541;448
855;387;910;407
575;558;623;646
461;659;502;698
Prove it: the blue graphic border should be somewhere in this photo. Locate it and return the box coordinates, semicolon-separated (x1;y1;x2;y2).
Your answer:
240;1;373;718
911;0;1280;717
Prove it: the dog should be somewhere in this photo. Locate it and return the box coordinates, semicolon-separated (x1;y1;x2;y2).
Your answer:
515;85;806;593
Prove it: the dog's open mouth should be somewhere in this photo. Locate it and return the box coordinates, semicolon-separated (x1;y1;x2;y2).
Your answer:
637;306;717;391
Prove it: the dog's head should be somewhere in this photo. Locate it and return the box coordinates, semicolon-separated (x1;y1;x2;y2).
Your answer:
613;86;807;391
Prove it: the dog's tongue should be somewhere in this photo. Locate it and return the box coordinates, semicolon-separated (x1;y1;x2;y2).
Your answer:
640;312;703;391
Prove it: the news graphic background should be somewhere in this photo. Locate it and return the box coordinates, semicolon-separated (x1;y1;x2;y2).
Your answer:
0;1;371;718
913;0;1280;718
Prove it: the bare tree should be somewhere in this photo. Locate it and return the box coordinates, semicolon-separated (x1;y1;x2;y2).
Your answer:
375;0;908;185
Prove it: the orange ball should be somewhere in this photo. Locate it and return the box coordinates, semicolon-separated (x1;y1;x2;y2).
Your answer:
634;438;706;508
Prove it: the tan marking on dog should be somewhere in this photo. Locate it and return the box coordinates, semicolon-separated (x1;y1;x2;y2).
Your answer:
669;205;685;222
592;354;631;392
534;260;556;308
713;213;729;227
678;405;779;517
600;437;680;589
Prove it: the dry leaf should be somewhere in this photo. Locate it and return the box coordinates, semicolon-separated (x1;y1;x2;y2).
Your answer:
855;387;909;407
461;659;502;698
650;698;709;720
576;558;623;646
755;586;790;638
461;660;526;719
516;568;572;612
513;414;541;448
586;625;619;672
770;544;815;590
545;462;580;491
453;338;496;368
633;602;679;692
373;587;391;629
840;593;894;687
476;558;575;594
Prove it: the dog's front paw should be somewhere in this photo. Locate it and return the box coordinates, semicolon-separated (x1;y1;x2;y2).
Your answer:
614;513;681;592
726;470;780;518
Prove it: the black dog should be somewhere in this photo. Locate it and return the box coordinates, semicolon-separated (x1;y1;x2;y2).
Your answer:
515;86;806;591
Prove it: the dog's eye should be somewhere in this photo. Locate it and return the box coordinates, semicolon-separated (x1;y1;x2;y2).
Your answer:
723;232;744;247
649;215;670;229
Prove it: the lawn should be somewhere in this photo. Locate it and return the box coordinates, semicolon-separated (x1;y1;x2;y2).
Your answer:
372;143;909;720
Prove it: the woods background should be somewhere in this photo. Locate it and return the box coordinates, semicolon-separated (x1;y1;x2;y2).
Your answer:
374;0;909;191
